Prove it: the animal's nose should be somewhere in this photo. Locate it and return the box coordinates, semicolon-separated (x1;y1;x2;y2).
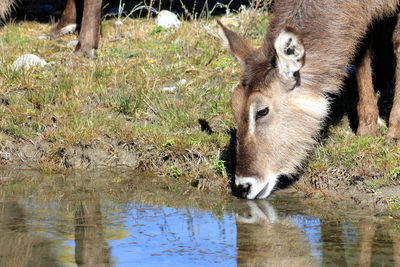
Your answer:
235;183;251;198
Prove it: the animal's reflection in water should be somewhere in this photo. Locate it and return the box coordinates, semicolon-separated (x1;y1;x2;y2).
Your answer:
235;201;400;267
74;199;111;267
235;201;317;267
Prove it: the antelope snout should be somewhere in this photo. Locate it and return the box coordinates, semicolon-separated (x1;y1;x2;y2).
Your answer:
234;175;279;199
235;182;252;198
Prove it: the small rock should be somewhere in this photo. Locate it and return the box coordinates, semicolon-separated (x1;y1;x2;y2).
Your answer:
176;79;187;86
162;86;176;93
67;40;79;47
115;20;123;26
161;78;187;93
12;54;47;71
156;10;181;29
59;24;77;35
34;36;49;40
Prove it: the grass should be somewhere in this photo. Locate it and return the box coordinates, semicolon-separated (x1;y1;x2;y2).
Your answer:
0;17;245;186
306;118;400;191
0;13;399;200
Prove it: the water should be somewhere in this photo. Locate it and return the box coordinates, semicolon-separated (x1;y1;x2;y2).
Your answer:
0;170;399;266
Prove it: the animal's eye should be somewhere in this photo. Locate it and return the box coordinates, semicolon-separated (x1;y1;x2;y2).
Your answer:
256;107;269;119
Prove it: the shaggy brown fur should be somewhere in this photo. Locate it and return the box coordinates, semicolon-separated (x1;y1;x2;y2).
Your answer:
220;0;400;199
356;15;400;138
356;44;379;137
0;0;14;20
74;0;103;58
389;14;400;139
53;0;103;58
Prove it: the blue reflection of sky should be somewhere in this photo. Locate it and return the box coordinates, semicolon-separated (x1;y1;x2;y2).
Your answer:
290;215;323;265
16;200;339;267
107;203;237;267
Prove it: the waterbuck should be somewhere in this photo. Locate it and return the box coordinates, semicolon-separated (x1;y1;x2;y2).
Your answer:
218;0;400;199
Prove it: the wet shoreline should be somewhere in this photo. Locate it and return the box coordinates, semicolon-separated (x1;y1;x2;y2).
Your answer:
1;169;399;266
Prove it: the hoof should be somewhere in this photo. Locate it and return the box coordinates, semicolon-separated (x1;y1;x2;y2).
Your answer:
387;134;400;144
387;126;400;143
356;124;377;137
74;47;97;59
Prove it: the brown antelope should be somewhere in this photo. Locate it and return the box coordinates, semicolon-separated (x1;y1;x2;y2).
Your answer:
218;0;400;199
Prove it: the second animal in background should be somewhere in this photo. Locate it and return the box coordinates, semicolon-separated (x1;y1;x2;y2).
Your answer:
51;0;103;58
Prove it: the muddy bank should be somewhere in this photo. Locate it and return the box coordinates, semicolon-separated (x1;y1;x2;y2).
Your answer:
0;138;139;169
295;171;400;215
1;137;399;216
0;137;227;190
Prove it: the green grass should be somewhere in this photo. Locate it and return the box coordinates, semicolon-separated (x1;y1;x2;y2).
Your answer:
307;119;400;189
0;18;243;185
0;15;399;196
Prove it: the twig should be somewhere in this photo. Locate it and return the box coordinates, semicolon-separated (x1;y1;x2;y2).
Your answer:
208;0;234;16
122;4;157;23
147;0;154;19
178;0;193;20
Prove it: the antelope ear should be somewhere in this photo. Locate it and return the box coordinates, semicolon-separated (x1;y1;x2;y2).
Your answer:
217;20;253;62
274;28;305;88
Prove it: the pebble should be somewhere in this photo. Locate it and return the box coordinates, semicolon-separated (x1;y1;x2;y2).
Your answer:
156;10;181;29
12;54;47;71
162;79;187;93
162;86;176;93
34;36;49;40
176;79;187;86
67;40;79;47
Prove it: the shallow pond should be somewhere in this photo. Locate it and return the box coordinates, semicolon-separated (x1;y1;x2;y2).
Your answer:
0;169;399;266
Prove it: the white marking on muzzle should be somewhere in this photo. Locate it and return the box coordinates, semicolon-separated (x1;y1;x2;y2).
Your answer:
235;174;279;199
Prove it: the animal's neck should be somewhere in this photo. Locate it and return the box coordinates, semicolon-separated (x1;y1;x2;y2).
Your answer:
265;0;399;93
